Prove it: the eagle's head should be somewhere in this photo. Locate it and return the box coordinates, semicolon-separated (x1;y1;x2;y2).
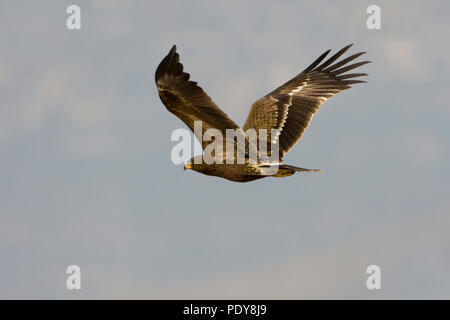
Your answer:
184;156;217;176
183;155;202;171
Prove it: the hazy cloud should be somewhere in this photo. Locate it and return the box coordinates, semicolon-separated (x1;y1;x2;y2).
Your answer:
0;0;449;299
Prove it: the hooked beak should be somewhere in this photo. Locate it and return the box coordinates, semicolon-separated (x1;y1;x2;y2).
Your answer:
184;163;192;171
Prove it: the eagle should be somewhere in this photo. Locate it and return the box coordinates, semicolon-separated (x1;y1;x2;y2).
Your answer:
155;44;369;182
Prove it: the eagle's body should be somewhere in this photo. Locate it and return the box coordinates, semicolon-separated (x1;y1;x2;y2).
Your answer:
155;44;369;182
186;161;264;183
185;159;317;183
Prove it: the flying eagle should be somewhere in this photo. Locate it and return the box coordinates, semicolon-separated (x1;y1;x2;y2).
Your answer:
155;44;369;182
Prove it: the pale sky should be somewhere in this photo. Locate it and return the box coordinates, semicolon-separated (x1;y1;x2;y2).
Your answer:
1;0;449;298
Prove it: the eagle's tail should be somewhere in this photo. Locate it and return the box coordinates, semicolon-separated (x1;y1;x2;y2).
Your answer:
274;164;323;177
281;165;323;172
259;163;323;177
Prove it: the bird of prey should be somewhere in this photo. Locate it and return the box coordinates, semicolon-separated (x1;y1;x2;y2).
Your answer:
155;44;369;182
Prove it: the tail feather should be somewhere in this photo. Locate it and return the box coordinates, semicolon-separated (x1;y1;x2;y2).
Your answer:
258;164;323;177
280;164;323;173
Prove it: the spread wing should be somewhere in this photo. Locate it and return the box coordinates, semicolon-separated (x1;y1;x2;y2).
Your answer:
155;45;239;149
243;44;370;160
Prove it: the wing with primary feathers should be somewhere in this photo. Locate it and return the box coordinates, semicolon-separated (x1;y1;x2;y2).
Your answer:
155;45;239;149
243;44;370;160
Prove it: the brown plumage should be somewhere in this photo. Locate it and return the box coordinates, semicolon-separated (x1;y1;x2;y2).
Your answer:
155;44;370;182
